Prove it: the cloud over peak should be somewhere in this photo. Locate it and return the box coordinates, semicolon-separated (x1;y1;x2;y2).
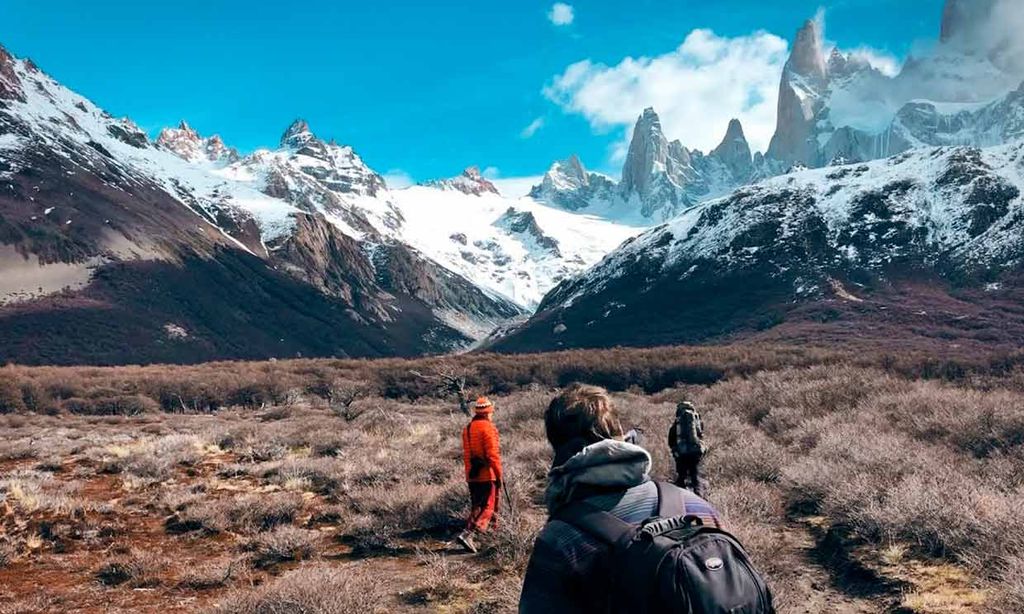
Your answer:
545;29;789;156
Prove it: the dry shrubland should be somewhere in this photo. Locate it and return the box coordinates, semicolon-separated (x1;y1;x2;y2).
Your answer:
0;346;1023;612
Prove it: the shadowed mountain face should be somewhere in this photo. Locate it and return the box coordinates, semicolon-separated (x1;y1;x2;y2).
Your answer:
492;143;1024;353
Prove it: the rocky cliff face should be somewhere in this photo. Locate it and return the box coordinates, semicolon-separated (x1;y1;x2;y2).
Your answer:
766;20;830;166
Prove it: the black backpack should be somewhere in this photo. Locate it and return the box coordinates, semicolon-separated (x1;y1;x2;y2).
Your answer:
556;482;773;614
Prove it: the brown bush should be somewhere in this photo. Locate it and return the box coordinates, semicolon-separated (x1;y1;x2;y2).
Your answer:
178;557;247;590
243;526;321;568
63;394;158;416
96;549;169;588
169;494;303;535
213;562;386;613
0;376;26;414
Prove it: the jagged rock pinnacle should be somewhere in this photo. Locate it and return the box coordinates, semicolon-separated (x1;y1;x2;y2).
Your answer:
281;119;315;149
788;19;828;82
711;119;752;181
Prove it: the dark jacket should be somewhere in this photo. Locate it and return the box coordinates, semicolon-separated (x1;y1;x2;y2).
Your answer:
519;440;721;613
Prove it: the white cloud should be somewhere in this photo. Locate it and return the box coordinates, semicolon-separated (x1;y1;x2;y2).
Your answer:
847;46;902;77
548;3;574;27
545;29;789;155
520;116;545;138
383;169;414;189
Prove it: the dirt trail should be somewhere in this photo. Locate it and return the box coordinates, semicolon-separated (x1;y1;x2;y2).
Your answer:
776;519;889;614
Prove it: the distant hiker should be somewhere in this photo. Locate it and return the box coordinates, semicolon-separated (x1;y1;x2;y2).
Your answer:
520;384;772;613
456;396;503;553
669;400;706;495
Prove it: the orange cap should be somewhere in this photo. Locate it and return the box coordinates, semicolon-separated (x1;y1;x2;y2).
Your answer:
473;396;494;413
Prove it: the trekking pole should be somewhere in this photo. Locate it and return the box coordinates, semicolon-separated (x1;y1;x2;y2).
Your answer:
501;476;517;525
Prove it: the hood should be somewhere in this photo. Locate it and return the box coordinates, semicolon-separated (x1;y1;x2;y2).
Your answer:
545;439;652;512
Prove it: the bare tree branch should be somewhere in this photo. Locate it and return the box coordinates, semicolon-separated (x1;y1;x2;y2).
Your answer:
327;381;369;422
410;364;471;416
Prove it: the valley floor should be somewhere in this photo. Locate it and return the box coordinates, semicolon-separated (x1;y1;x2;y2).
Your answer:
0;351;1021;612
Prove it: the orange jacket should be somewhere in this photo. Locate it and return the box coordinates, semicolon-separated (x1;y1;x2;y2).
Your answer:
462;415;502;482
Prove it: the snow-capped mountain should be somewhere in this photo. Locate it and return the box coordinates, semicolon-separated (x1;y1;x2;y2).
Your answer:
0;42;641;364
528;0;1024;226
493;142;1024;352
0;45;520;363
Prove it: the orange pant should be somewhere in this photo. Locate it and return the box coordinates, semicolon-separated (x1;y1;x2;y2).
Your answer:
466;481;499;532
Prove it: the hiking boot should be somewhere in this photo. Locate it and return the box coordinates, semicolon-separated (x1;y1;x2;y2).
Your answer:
455;530;478;553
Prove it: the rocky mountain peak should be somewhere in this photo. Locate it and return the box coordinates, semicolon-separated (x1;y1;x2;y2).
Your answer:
621;107;670;194
710;119;752;180
422;166;500;196
562;154;587;180
766;18;830;166
788;19;828;83
281;119;316;149
157;121;239;164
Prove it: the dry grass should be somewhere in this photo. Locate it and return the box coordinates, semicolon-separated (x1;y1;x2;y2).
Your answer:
213;563;388;614
1;348;1023;612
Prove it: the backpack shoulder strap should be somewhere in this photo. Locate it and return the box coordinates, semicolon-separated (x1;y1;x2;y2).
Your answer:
655;481;686;518
555;500;634;547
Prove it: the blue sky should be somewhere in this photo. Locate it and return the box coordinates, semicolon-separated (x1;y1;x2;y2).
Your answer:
3;0;945;189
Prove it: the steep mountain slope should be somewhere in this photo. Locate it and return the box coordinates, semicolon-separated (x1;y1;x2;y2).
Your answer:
492;142;1024;352
0;44;521;364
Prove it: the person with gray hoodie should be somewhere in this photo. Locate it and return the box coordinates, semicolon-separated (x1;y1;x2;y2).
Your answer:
519;384;722;613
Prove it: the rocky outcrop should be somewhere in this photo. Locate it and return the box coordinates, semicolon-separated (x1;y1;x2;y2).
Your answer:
0;44;24;102
495;208;561;256
529;155;617;211
422;166;499;196
157;121;240;164
532;109;756;221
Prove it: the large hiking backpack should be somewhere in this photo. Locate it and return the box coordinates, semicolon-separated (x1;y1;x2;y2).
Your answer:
675;408;704;455
556;482;773;614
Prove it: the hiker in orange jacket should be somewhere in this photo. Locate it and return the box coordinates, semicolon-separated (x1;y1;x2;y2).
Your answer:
456;396;503;553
